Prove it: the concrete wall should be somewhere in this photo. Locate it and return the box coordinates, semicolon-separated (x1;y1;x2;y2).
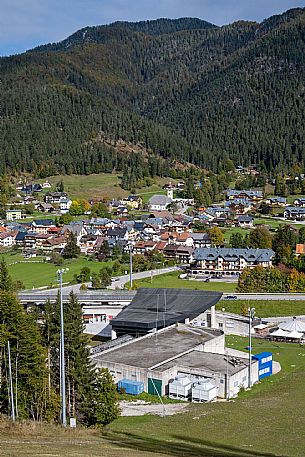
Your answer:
215;312;250;336
203;334;225;355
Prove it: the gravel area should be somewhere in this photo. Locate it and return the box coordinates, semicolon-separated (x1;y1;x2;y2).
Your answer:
119;400;188;416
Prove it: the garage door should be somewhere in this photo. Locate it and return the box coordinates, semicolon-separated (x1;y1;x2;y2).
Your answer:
148;378;162;396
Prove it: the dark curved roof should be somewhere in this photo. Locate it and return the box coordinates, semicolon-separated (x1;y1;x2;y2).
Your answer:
111;288;222;335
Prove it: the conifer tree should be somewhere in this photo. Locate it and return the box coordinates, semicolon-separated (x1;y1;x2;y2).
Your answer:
87;368;120;427
43;292;95;423
0;258;13;291
62;232;80;258
0;291;57;420
64;292;95;421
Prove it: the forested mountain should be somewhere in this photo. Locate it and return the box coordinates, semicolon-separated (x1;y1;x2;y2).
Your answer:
0;9;304;178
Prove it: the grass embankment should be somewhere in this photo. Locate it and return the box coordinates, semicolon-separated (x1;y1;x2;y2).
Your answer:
218;300;305;317
1;251;113;289
133;271;237;293
1;337;305;456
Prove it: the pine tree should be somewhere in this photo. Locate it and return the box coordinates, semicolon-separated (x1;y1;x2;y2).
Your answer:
0;258;13;291
0;291;57;421
42;292;95;424
87;368;120;427
64;292;95;422
62;232;80;259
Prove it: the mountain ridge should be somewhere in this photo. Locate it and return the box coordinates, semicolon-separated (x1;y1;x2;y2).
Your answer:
0;8;304;177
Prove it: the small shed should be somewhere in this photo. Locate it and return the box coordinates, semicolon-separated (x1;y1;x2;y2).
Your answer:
118;379;144;395
252;352;272;379
192;379;218;402
169;374;192;401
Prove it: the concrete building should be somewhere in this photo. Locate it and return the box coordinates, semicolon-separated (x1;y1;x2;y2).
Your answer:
92;324;258;398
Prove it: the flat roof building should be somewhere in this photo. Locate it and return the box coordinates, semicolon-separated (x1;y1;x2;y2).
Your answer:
92;324;258;398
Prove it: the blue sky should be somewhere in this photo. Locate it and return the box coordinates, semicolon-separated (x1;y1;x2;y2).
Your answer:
1;0;304;56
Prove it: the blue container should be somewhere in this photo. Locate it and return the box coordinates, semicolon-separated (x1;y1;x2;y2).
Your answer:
118;379;144;395
252;352;273;379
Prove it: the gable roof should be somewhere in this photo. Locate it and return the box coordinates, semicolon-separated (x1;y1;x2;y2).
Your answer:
148;195;172;205
194;248;275;263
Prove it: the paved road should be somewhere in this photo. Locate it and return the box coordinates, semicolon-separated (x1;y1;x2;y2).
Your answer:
221;293;305;301
108;266;179;289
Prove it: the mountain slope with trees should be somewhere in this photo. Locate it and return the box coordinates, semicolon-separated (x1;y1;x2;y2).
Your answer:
0;9;304;177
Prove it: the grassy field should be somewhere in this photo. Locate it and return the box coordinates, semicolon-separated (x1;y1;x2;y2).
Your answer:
1;252;113;289
218;299;305;317
134;271;237;293
254;216;303;230
222;226;251;243
37;173;171;201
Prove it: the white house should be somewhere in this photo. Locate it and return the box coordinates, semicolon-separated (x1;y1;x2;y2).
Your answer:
148;195;173;211
60;198;72;214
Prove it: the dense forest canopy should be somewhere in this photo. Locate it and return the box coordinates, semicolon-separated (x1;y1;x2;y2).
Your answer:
0;8;304;177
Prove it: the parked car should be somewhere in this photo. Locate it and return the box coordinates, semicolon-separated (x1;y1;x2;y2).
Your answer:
224;295;238;300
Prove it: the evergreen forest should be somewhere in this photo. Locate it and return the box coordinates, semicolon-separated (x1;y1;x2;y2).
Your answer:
0;8;304;178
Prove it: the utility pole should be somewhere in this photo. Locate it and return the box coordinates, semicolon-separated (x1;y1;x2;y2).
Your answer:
7;341;15;421
248;307;255;388
225;349;229;400
57;268;69;427
129;244;133;289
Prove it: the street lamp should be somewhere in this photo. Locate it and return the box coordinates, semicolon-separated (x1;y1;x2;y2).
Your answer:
128;243;133;289
57;268;69;427
248;307;255;388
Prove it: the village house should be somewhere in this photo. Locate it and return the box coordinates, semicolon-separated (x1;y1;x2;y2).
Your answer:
203;206;230;223
265;196;287;207
36;202;55;213
284;206;305;220
45;192;68;204
59;198;72;214
190;248;275;276
163;244;194;263
293;198;305;207
133;240;157;255
41;236;67;254
237;215;254;228
191;232;211;248
121;195;142;209
78;234;99;254
225;198;253;214
0;231;17;248
226;189;263;202
6;209;23;221
61;222;87;244
29;219;56;234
